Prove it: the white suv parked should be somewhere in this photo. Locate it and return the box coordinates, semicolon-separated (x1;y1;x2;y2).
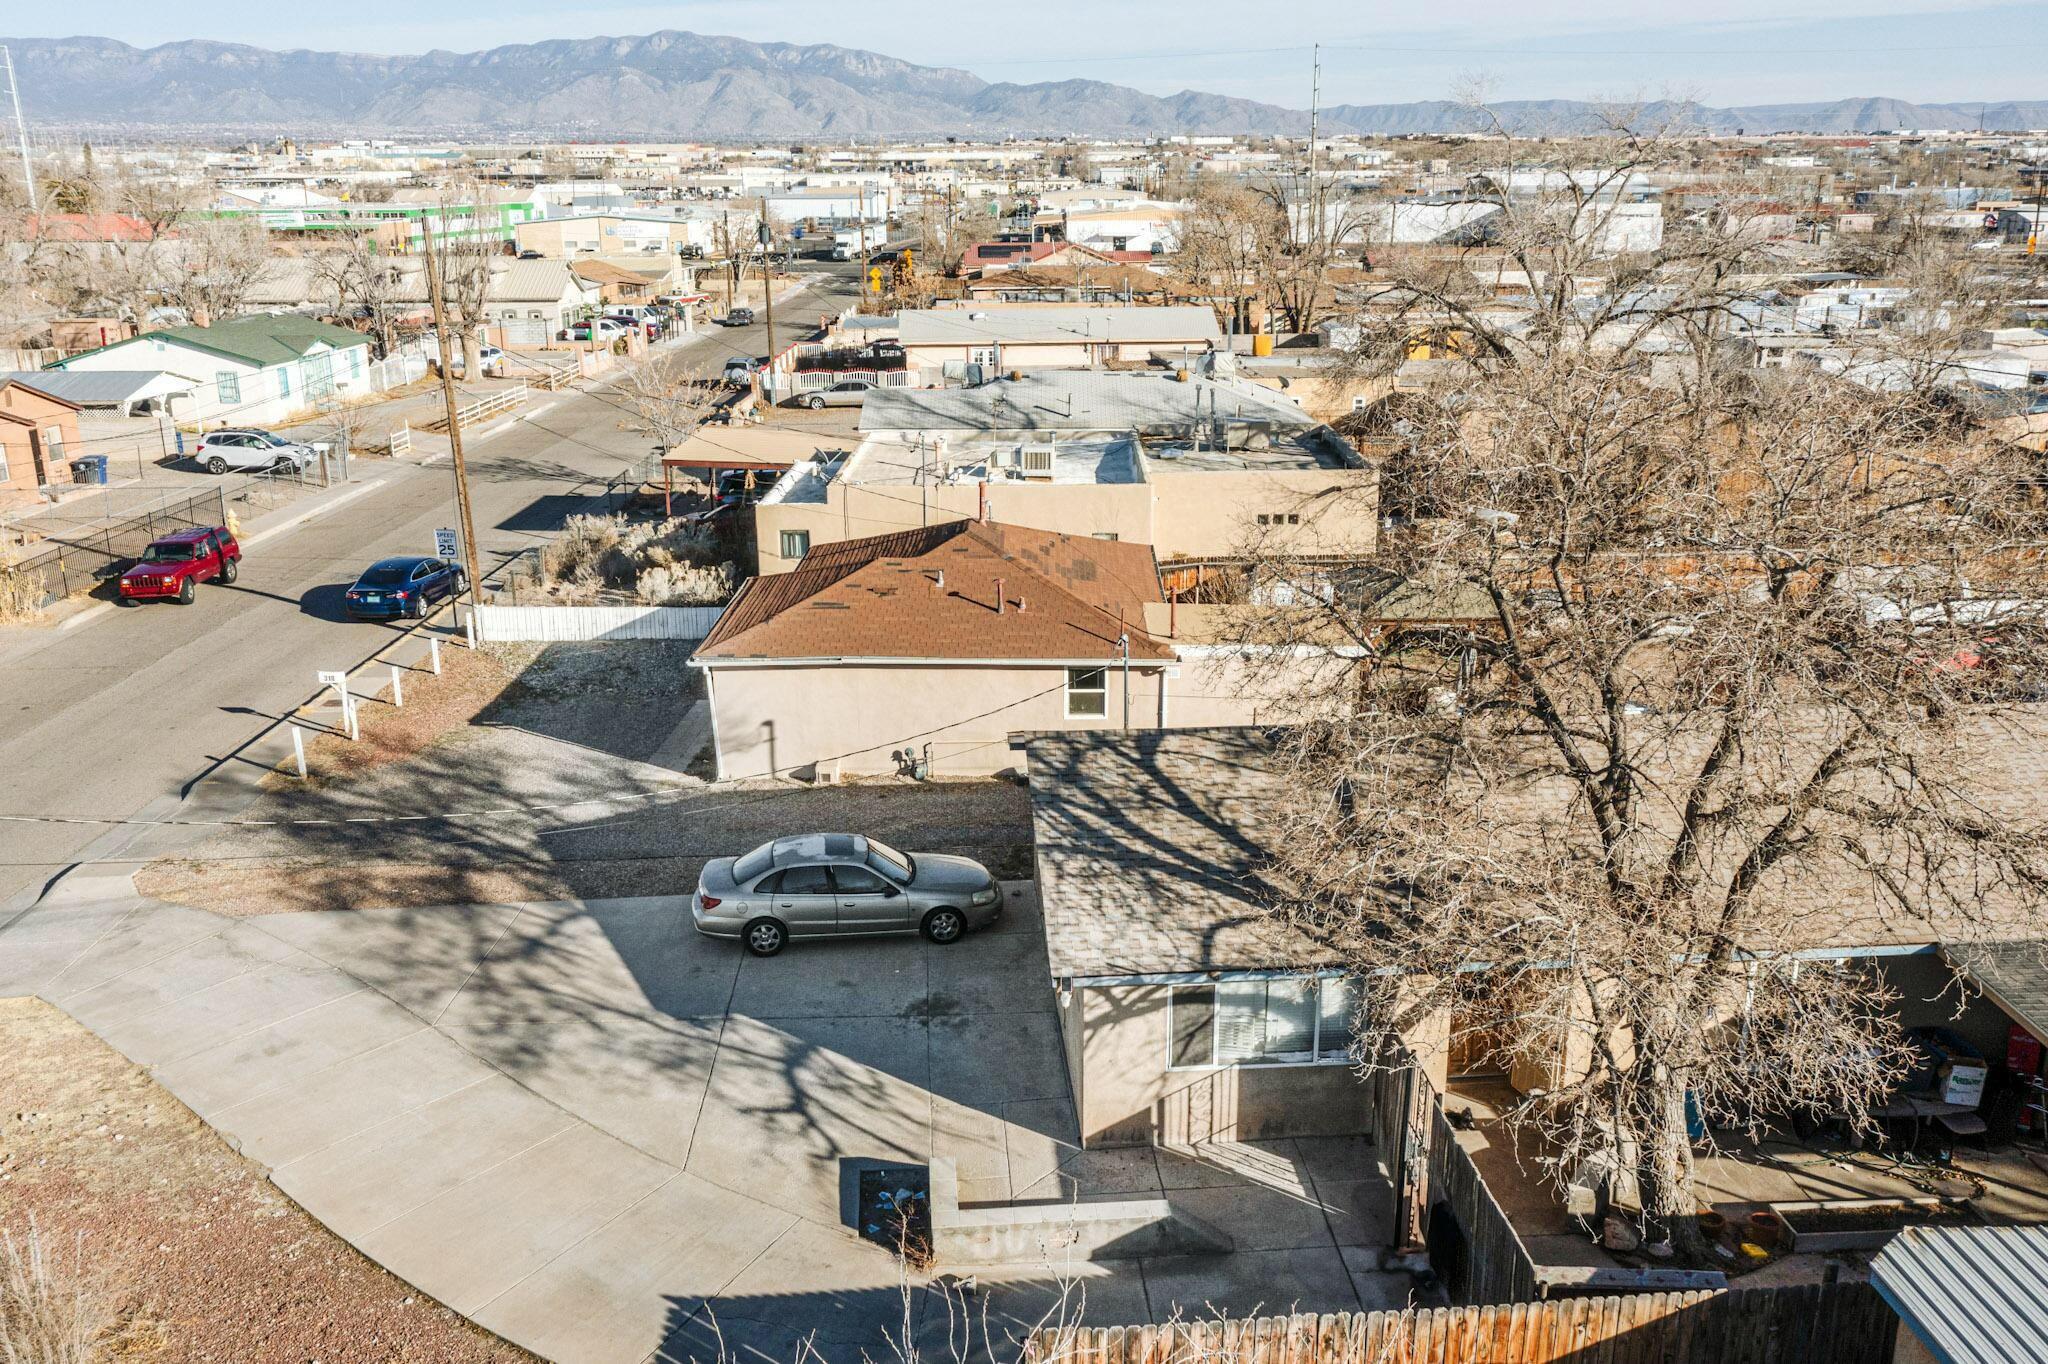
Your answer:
193;428;320;475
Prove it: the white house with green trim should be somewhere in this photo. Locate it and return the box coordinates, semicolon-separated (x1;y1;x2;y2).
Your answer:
53;315;374;428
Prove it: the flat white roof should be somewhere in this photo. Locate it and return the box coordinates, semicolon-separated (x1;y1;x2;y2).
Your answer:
896;305;1222;349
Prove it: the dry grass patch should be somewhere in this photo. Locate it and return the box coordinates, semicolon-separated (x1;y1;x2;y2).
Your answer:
0;997;538;1362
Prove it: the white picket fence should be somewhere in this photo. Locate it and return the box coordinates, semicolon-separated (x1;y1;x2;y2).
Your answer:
473;604;724;642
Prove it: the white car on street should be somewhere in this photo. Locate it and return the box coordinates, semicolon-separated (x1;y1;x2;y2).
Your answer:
192;428;321;475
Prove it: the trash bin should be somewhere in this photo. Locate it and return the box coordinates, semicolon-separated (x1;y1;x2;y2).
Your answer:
70;455;110;484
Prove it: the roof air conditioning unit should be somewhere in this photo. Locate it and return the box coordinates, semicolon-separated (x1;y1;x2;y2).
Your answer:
1019;444;1056;476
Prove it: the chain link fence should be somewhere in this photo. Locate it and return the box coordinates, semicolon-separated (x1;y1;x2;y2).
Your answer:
3;462;340;607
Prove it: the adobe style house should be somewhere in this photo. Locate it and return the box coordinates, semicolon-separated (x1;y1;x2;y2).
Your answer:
0;377;83;504
692;520;1177;780
1025;718;2048;1298
1024;727;1374;1148
752;371;1378;575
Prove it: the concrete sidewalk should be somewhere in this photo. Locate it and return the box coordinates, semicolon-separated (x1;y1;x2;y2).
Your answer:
1;878;1402;1364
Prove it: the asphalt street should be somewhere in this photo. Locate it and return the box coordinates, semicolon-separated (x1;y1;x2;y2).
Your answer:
0;264;863;907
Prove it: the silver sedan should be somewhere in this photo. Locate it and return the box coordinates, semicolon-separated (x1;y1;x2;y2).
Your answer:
692;833;1002;956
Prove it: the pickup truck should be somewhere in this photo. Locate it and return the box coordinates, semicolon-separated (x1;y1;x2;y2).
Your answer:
117;526;240;605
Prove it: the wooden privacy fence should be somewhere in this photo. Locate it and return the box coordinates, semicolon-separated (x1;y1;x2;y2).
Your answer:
472;603;723;642
1027;1283;1898;1364
1426;1097;1541;1305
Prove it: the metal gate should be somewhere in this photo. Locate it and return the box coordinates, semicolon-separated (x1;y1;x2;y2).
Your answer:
501;316;549;346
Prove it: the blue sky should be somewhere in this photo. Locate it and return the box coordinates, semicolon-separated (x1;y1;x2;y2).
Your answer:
14;1;2048;107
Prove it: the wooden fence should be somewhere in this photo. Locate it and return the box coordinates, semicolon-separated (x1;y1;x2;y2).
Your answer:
1427;1099;1541;1305
472;603;723;642
1028;1283;1899;1364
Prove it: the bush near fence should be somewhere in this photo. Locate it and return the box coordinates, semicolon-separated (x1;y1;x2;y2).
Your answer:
1027;1283;1898;1364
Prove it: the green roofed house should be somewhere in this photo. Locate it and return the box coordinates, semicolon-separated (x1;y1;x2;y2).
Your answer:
52;314;374;428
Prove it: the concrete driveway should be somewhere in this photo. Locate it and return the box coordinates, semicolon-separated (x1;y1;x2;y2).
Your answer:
1;879;1399;1364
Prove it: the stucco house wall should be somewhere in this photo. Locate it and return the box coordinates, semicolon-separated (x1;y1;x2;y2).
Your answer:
753;481;1157;575
1146;466;1378;560
1064;983;1372;1147
0;385;82;497
704;661;1174;780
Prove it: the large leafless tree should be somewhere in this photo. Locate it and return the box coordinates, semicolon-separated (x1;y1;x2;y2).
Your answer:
1241;129;2048;1261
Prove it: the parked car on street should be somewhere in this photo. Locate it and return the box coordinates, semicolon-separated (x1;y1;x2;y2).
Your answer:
716;308;756;327
443;344;507;377
787;380;875;410
721;356;763;385
192;428;318;476
343;556;468;621
560;319;631;342
692;834;1002;955
604;313;663;340
117;527;240;605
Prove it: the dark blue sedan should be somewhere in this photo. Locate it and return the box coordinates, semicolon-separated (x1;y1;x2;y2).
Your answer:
344;556;466;621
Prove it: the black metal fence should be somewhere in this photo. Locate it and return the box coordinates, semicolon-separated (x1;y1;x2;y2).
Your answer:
5;486;232;603
5;459;348;605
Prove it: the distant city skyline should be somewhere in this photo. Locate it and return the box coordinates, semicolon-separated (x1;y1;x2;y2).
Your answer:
10;1;2048;111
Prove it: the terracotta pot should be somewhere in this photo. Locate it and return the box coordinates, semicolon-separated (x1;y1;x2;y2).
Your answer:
1699;1212;1729;1240
1746;1210;1785;1250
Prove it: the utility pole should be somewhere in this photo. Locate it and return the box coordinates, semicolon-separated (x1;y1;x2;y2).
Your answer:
419;217;485;619
759;195;776;371
2;46;36;212
720;208;734;315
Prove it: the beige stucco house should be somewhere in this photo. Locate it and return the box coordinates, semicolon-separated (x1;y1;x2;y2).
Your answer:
1025;727;1375;1148
692;520;1180;781
895;305;1221;383
751;372;1378;577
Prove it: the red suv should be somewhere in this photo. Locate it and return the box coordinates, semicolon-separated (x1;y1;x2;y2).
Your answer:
118;526;241;605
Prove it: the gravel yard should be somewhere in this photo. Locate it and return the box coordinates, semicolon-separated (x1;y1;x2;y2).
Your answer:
138;640;1034;916
0;996;538;1362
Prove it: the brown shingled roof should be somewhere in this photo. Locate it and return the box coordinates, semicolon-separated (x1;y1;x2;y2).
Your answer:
697;520;1173;663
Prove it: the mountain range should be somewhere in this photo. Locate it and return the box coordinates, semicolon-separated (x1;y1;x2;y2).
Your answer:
5;33;2046;139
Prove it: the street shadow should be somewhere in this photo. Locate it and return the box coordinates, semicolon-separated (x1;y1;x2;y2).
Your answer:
496;492;611;532
296;583;355;622
471;640;702;765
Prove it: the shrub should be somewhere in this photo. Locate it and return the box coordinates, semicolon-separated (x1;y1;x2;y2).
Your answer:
540;515;735;603
0;564;47;625
0;1221;109;1364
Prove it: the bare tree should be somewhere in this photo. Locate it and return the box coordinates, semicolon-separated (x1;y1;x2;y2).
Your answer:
308;229;403;358
1243;133;2048;1262
52;172;194;326
157;214;270;325
1250;167;1366;334
616;351;720;462
425;181;497;376
1169;179;1266;337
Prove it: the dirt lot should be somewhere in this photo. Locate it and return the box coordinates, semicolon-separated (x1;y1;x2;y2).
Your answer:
0;997;537;1362
137;640;1034;916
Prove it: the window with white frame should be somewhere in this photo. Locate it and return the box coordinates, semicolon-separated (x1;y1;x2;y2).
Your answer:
216;372;241;404
779;529;810;560
1065;666;1108;718
277;365;291;398
1169;976;1357;1067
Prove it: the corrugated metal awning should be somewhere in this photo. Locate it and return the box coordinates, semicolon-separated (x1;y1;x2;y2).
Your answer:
1873;1224;2048;1364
